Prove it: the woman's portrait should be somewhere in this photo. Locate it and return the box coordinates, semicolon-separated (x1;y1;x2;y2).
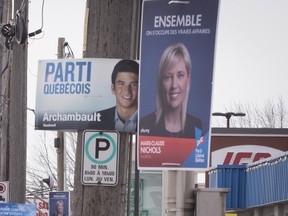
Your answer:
51;200;66;216
140;42;202;138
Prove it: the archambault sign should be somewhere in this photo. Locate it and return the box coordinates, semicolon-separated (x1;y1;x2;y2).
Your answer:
35;58;137;132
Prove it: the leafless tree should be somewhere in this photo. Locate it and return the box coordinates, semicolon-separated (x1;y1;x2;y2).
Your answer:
26;131;76;196
213;96;287;128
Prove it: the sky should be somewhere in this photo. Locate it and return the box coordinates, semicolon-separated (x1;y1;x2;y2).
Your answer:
26;0;86;162
213;0;288;111
26;0;288;156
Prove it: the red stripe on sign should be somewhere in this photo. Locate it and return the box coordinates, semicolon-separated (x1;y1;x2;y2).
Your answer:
138;136;196;167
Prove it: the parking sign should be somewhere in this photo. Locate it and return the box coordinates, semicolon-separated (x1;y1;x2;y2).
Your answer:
81;130;119;186
0;181;9;203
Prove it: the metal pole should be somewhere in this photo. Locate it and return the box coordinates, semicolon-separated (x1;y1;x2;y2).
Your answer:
226;115;231;128
134;135;140;216
126;134;133;216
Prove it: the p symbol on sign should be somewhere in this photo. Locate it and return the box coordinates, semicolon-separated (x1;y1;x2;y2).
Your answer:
85;131;117;165
95;138;110;158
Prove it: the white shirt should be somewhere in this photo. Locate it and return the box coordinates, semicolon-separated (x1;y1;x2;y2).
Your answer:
114;110;138;133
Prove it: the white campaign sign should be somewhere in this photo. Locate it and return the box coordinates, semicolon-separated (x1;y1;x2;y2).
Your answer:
81;130;119;186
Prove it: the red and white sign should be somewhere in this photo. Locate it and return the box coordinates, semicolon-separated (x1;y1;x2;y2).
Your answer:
27;198;48;216
212;145;284;167
0;181;9;203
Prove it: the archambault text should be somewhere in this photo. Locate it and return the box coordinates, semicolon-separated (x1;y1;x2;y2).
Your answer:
43;112;101;122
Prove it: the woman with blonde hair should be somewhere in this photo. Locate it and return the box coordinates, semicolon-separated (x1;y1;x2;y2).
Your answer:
140;42;202;138
52;200;66;216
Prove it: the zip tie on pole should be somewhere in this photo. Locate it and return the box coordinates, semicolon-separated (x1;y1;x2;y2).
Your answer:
169;0;190;4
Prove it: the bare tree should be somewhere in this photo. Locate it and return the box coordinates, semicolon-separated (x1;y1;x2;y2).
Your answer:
26;131;77;196
213;96;288;128
276;96;287;128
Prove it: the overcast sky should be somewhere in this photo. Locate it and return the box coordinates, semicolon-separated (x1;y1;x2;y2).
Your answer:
26;0;288;149
213;0;288;112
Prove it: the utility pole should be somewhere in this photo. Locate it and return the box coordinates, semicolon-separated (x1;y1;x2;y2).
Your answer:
56;37;66;191
0;0;11;182
72;1;141;215
0;0;28;203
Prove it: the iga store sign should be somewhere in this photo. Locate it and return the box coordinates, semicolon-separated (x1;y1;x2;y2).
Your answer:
212;145;284;166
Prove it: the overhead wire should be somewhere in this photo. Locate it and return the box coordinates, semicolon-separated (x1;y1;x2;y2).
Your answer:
28;0;45;37
1;0;46;76
64;42;75;59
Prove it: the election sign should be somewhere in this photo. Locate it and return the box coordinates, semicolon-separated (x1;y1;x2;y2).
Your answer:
0;203;36;216
49;191;70;216
81;130;119;186
35;58;138;132
27;198;48;216
138;0;219;170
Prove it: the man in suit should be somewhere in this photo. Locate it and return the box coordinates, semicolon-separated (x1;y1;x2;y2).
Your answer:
89;59;139;133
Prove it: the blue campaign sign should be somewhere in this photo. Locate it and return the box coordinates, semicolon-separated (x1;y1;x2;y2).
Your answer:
35;58;139;133
0;203;36;216
81;130;119;186
49;191;70;216
138;0;219;170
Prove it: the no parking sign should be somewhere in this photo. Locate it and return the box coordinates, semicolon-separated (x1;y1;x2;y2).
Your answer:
81;130;119;186
0;181;9;203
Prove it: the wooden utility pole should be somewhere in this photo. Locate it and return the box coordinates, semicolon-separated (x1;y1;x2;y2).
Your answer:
0;0;11;182
72;0;141;215
56;37;66;191
0;0;28;203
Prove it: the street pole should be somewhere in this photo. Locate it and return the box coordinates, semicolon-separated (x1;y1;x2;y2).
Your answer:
56;37;66;191
0;0;28;203
212;112;246;128
0;0;11;183
71;1;141;215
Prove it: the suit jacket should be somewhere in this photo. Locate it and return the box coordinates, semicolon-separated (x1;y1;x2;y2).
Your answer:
139;112;203;138
87;106;116;130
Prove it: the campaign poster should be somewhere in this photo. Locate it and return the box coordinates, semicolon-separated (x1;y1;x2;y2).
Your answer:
49;191;70;216
138;0;219;170
0;203;36;216
27;198;48;216
35;58;139;132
